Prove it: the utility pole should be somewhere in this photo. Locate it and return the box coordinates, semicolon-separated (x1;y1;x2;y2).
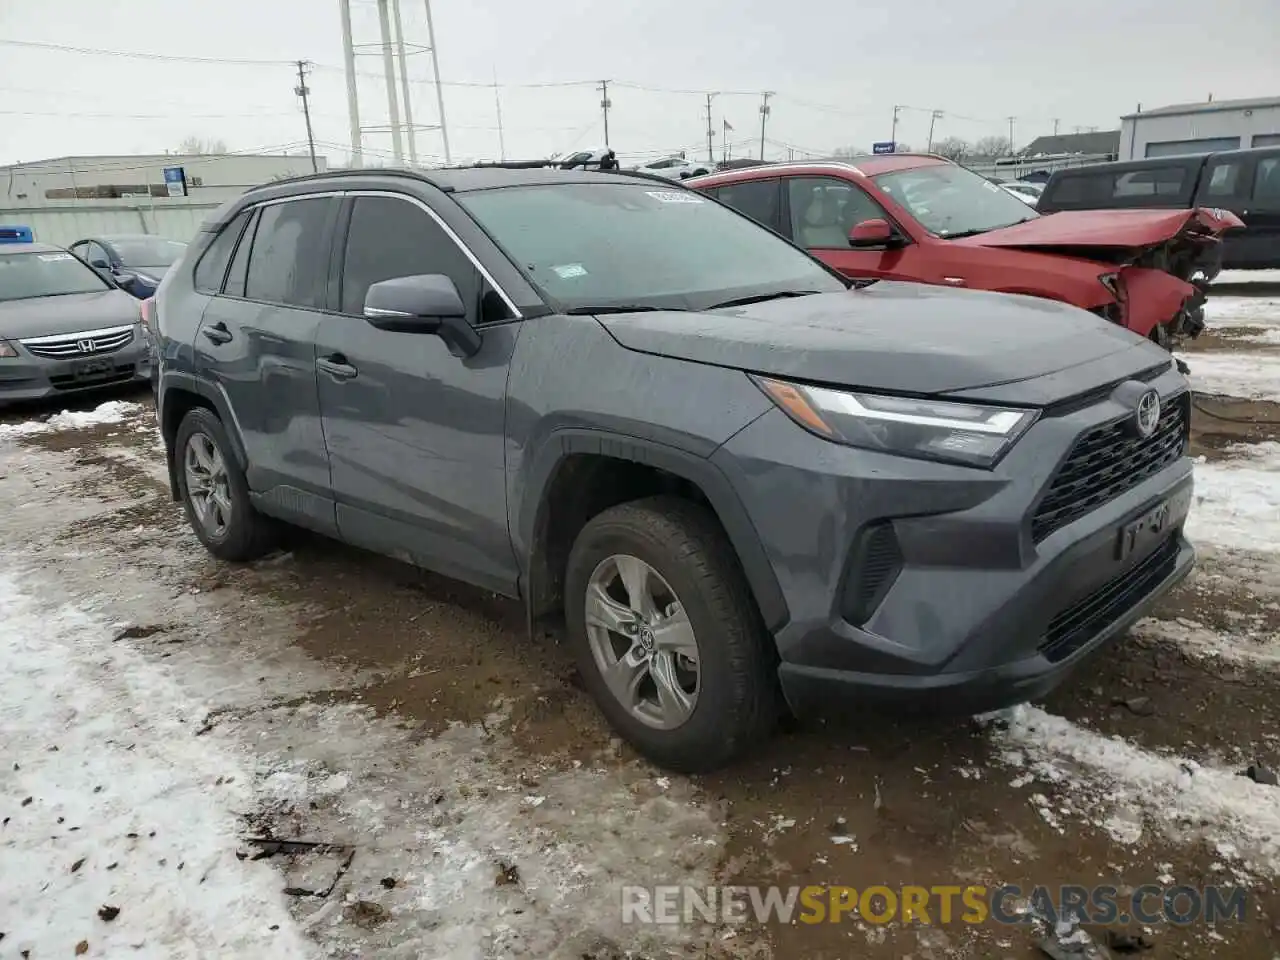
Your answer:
1006;115;1016;155
390;0;418;165
891;104;901;146
295;60;318;173
598;80;612;147
926;109;943;151
758;91;773;161
337;0;362;167
492;67;506;161
375;0;404;163
1052;117;1060;136
704;92;717;165
423;0;451;165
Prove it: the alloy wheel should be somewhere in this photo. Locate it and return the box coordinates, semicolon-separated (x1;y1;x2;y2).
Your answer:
184;432;232;538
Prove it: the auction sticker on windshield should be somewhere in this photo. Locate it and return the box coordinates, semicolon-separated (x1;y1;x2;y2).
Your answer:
552;263;588;279
645;191;703;204
37;254;74;262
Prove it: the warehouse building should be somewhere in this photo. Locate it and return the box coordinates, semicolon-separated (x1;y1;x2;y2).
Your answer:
0;152;327;207
0;152;328;247
1120;96;1280;160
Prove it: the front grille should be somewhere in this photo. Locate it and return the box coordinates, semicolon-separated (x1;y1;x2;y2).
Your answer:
21;325;135;359
840;523;903;624
1032;392;1188;542
1039;535;1180;663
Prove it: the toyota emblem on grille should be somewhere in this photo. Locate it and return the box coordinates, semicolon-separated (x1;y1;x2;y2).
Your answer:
1135;389;1161;438
77;338;96;353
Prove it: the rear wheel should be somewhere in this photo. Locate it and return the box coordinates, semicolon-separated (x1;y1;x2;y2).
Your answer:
174;408;277;561
564;497;778;772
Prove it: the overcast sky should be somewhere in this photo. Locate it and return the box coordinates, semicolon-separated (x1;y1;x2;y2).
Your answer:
1;0;1276;168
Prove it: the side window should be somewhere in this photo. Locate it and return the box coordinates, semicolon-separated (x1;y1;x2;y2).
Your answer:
1251;158;1280;209
339;196;485;321
85;241;110;268
715;179;781;232
244;197;335;309
788;177;888;249
1113;167;1185;198
1203;162;1242;199
194;210;251;294
224;208;260;298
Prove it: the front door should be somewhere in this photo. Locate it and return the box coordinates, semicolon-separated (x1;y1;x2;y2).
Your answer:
314;192;521;595
195;195;339;533
781;176;930;282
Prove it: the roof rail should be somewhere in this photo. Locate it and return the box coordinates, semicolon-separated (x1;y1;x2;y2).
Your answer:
242;166;440;194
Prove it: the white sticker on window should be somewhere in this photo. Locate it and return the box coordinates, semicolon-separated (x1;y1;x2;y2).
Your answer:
981;180;1000;193
645;191;703;204
551;263;588;279
37;253;74;262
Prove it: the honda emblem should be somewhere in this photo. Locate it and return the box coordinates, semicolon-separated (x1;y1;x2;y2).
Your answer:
77;338;95;353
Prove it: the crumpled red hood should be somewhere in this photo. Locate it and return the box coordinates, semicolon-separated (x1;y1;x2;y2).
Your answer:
958;207;1245;250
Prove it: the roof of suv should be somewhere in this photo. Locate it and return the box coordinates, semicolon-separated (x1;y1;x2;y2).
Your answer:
687;154;950;187
244;165;677;197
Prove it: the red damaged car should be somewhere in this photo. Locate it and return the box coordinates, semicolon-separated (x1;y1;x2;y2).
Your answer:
688;155;1242;350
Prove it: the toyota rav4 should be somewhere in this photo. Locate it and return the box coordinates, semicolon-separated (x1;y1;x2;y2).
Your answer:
153;167;1195;772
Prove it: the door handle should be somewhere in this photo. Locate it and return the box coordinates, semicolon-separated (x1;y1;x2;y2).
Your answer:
317;353;359;381
202;321;232;345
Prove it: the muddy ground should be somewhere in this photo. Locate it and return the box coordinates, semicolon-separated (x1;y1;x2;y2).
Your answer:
3;311;1280;959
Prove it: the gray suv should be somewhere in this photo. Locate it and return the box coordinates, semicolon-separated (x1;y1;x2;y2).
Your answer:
153;167;1194;772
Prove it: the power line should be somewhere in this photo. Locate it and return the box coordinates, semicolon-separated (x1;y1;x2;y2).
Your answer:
0;37;292;66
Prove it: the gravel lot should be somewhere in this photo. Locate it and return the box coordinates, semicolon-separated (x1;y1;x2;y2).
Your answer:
3;284;1280;959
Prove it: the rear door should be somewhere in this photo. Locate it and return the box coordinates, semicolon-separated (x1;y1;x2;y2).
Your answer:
195;194;340;533
1237;154;1280;269
314;192;522;595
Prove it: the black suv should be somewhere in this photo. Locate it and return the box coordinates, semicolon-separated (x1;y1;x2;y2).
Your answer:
153;167;1194;772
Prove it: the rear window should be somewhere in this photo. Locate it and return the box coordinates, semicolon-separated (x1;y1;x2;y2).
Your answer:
0;251;110;302
1047;165;1192;206
1114;167;1186;197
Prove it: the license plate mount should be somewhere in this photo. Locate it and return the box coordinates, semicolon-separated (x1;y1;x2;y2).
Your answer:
70;357;112;380
1115;487;1191;561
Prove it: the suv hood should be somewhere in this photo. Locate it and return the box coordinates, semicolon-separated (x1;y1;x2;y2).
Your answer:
0;289;140;340
957;208;1243;252
596;282;1162;397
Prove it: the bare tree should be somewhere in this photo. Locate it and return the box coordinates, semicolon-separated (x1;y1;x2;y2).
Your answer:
832;145;869;159
177;136;229;155
972;135;1012;159
932;136;971;161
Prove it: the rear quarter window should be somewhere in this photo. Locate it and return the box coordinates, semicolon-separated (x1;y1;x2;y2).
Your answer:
193;210;252;294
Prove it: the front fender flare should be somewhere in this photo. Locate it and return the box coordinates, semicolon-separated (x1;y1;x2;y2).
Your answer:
516;428;789;632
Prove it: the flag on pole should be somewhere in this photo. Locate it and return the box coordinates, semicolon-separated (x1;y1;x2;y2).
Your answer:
723;118;734;132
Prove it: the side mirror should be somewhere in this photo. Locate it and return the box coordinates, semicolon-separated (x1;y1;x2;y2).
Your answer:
363;274;481;357
113;271;138;288
848;218;897;248
90;257;110;269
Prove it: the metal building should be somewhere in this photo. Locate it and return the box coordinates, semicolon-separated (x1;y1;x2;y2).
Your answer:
1120;96;1280;161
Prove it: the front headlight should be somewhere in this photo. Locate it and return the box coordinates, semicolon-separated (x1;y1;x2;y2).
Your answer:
752;376;1038;468
0;340;17;359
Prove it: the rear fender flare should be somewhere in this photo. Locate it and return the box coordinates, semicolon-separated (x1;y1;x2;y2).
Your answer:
159;371;250;490
516;429;789;632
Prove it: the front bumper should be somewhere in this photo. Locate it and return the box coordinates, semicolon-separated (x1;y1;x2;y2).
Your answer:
713;367;1194;716
0;338;151;405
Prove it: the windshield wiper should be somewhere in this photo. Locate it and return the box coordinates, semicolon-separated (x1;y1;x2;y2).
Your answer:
706;290;822;310
564;304;671;315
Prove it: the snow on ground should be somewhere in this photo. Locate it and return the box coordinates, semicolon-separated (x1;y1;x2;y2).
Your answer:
1214;269;1280;286
0;572;315;960
1131;616;1280;665
988;705;1280;878
1185;443;1280;555
0;440;728;960
0;400;143;439
1180;350;1280;402
1204;296;1280;344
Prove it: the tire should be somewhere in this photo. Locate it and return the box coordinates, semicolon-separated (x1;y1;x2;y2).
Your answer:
173;407;277;562
564;496;779;772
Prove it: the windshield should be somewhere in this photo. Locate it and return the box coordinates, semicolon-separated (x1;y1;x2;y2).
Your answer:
457;182;846;312
0;251;111;302
107;237;187;267
873;164;1039;237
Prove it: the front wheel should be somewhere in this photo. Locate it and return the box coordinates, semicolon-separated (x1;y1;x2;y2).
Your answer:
564;497;779;772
